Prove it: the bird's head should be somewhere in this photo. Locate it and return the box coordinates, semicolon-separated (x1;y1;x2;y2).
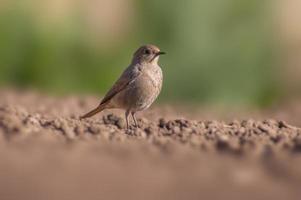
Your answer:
132;44;165;65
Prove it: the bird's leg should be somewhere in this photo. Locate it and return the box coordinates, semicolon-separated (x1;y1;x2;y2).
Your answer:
125;110;130;130
131;112;138;128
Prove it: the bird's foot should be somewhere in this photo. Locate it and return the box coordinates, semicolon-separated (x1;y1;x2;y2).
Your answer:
125;124;139;135
125;128;134;135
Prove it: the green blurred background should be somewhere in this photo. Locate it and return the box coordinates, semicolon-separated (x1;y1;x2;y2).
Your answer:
0;0;300;107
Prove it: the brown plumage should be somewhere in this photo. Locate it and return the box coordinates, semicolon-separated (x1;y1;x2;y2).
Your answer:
80;44;165;129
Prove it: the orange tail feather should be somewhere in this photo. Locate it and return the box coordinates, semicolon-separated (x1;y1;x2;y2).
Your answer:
80;104;106;119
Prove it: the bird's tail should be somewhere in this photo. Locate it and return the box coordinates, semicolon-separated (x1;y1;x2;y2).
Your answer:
80;104;106;119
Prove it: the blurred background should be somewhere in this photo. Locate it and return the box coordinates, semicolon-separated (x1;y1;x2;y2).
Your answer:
0;0;300;107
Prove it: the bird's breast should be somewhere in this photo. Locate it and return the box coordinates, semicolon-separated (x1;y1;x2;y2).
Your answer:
125;65;162;111
144;66;163;89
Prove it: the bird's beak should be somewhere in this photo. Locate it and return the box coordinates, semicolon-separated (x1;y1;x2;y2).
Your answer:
151;51;166;62
156;51;166;56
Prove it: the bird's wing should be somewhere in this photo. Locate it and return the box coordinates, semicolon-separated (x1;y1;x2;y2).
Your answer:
99;66;142;106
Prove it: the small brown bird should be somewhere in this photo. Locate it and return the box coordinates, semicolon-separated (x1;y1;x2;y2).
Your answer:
80;44;165;129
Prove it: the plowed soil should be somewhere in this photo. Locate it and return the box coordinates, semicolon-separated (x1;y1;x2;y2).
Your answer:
0;90;301;200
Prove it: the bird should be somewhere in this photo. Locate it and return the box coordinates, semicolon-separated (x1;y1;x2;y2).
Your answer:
80;44;165;129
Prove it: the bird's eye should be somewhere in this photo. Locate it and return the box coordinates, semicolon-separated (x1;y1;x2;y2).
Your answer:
144;49;150;55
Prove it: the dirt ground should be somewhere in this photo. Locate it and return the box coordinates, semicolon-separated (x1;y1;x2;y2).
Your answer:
0;89;301;200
